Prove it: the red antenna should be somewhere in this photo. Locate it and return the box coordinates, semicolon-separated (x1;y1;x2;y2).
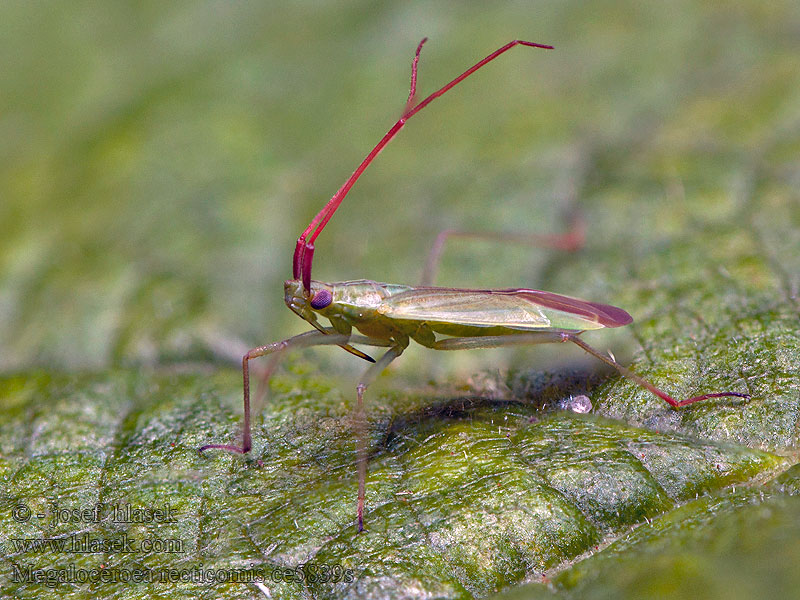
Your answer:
292;39;554;293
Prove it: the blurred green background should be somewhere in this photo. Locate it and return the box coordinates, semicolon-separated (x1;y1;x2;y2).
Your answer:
1;1;799;599
3;0;796;378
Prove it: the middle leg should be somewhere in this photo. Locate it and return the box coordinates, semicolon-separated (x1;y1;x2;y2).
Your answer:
354;344;406;532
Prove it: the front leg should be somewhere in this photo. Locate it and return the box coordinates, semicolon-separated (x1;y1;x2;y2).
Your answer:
198;329;393;456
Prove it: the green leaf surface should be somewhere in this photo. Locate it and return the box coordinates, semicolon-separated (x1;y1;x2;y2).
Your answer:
493;468;800;600
0;372;789;598
1;1;799;598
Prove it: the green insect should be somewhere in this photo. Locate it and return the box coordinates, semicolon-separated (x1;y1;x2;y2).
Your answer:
200;39;748;531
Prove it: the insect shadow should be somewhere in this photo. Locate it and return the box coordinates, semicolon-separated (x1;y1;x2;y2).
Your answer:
376;361;616;454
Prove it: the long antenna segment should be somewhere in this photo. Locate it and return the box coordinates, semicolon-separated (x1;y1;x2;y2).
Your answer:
292;39;554;292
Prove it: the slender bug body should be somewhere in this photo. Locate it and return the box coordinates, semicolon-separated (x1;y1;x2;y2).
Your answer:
200;39;748;532
288;279;633;346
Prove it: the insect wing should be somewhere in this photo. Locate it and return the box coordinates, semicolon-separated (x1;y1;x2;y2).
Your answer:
378;287;632;331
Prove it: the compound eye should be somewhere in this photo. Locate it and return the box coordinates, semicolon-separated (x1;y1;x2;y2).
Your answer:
310;289;333;310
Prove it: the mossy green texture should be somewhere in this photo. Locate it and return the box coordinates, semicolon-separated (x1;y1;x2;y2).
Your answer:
494;491;800;600
1;0;799;598
0;373;789;599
